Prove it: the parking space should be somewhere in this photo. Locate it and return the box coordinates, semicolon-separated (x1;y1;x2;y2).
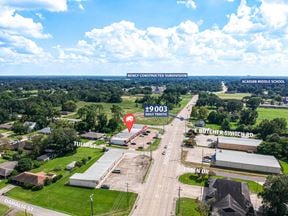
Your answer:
128;129;159;150
102;153;150;192
184;146;215;164
195;134;218;147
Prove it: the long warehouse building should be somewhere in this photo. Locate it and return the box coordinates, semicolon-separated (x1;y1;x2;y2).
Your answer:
213;149;281;174
217;136;262;152
69;149;124;188
110;124;147;145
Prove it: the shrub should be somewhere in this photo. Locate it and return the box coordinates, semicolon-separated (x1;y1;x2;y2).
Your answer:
88;156;92;160
44;178;53;186
76;161;83;167
52;174;63;183
23;182;33;189
32;185;44;191
53;166;62;172
81;158;88;165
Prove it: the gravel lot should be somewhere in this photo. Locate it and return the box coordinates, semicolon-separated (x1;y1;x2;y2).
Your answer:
103;153;150;192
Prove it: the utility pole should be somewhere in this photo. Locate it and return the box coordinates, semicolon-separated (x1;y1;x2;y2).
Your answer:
90;194;94;216
177;186;182;215
126;183;129;207
150;143;152;161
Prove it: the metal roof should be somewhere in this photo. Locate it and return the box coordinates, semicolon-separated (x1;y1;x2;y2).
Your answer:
111;124;146;141
70;149;124;182
218;136;262;147
215;149;280;168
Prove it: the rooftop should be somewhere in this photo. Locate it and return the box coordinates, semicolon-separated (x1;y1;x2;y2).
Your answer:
80;132;105;139
218;136;262;147
70;149;124;182
111;124;147;140
215;149;280;168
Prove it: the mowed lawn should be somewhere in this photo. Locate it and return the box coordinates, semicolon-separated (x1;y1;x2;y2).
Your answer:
7;148;137;216
65;94;193;126
257;108;288;126
179;173;263;194
0;203;10;215
176;198;202;216
216;93;251;100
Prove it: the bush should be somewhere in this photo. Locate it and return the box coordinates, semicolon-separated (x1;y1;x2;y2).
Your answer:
10;170;18;177
88;156;92;160
53;166;62;172
23;182;33;189
44;178;53;186
32;185;44;191
81;158;88;165
76;161;83;167
33;160;42;168
52;174;63;183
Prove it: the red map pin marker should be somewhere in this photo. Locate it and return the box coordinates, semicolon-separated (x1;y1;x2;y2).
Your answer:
123;113;135;133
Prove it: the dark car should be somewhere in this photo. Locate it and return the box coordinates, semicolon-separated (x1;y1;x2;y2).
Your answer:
112;169;121;174
100;185;110;189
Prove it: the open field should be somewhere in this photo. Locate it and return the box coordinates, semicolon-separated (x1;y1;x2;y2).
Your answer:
65;94;192;126
257;108;288;126
7;148;137;216
179;173;263;194
0;203;10;215
176;198;202;216
216;93;251;100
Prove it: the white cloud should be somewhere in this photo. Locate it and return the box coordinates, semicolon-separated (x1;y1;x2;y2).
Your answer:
0;0;68;12
176;0;196;9
260;0;288;28
0;8;50;39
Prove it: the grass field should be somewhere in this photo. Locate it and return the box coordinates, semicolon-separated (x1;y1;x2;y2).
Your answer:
216;93;251;100
257;108;288;126
15;211;33;216
280;160;288;174
176;198;202;216
179;173;263;193
65;94;192;126
7;148;137;216
0;203;10;215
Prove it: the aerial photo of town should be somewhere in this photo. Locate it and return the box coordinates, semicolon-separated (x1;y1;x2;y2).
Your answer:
0;0;288;216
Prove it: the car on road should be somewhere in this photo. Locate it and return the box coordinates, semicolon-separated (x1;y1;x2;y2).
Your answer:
112;169;121;174
162;151;166;155
131;142;136;145
100;185;110;189
164;145;167;149
146;142;152;145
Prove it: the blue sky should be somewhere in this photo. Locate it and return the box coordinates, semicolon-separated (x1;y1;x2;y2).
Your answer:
0;0;288;76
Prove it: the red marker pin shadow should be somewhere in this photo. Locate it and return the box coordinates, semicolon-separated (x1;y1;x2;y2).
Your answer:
123;113;135;132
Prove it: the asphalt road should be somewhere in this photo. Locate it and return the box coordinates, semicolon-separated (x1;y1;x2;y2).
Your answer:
132;95;198;216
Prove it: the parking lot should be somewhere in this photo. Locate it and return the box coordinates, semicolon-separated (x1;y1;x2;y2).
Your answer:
184;146;215;164
102;153;151;192
128;129;159;150
195;134;218;147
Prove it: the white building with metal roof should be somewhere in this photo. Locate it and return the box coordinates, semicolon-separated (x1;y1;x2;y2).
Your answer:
213;149;281;174
69;149;125;188
217;136;262;152
110;124;147;145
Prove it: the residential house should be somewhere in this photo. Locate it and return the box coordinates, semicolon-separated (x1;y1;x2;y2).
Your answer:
0;161;18;178
205;178;255;216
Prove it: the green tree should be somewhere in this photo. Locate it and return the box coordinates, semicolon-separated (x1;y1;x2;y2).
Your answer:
259;175;288;216
221;118;231;131
198;107;209;120
12;122;28;135
62;100;77;112
239;109;258;125
17;158;33;172
191;107;199;119
246;97;262;110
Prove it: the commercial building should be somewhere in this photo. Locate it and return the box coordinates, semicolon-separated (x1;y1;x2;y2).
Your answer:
217;136;262;152
110;124;148;145
205;178;255;216
69;149;124;188
213;149;281;174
